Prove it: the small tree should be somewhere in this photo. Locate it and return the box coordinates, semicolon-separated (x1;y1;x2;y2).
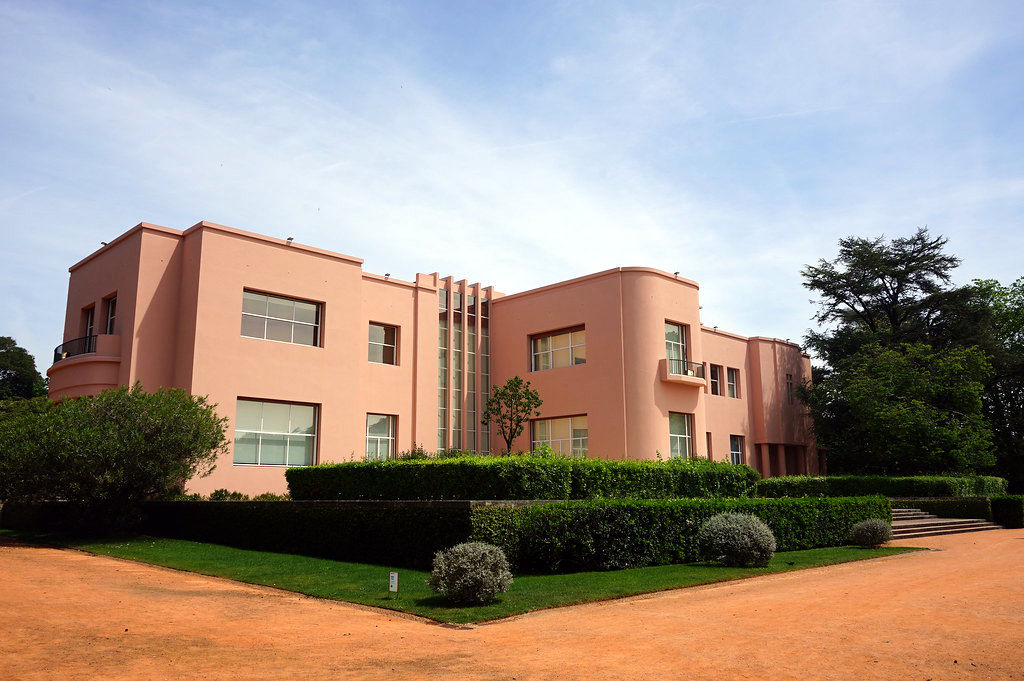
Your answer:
481;376;542;454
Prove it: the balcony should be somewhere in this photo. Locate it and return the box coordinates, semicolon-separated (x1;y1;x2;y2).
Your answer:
48;334;122;398
53;335;97;364
660;358;707;387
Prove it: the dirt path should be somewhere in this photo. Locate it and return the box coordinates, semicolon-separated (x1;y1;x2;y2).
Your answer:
2;530;1022;681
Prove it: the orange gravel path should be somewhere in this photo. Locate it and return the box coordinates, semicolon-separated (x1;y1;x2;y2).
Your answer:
2;530;1022;681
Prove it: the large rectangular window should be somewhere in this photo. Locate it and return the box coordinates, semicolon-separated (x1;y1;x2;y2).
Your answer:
665;322;687;374
531;327;586;371
234;399;316;466
709;365;722;395
241;290;321;346
730;435;745;465
669;412;693;459
727;367;740;398
368;323;398;364
532;415;588;456
366;413;396;461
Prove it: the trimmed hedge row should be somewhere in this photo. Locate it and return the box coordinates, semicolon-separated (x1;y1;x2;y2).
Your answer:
991;496;1024;529
890;497;993;521
755;475;1007;498
286;457;761;501
469;496;891;573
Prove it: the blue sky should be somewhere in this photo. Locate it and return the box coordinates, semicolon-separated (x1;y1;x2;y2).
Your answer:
2;0;1022;372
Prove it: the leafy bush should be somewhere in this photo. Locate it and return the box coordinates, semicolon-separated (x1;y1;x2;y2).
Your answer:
890;497;992;520
756;475;1007;498
427;542;513;604
991;496;1024;529
209;489;249;501
286;456;759;501
848;519;892;547
698;513;776;567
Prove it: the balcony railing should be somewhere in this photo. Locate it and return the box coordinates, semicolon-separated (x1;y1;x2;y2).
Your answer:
667;358;705;378
53;335;97;364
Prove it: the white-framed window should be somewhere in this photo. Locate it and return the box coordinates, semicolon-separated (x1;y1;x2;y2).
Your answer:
727;367;740;398
241;290;321;347
730;435;745;465
665;321;687;374
233;399;317;466
368;322;398;364
709;365;722;395
366;413;396;461
104;296;117;334
83;306;95;337
532;415;588;456
531;327;586;371
669;412;693;459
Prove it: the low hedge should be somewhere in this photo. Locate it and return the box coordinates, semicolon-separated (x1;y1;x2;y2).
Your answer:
991;496;1024;529
756;475;1007;498
286;456;760;501
890;497;993;521
469;496;891;573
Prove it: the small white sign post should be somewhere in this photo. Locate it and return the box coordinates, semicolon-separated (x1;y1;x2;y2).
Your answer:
388;571;399;596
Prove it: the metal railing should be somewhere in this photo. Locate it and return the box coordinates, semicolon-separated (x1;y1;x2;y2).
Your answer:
667;358;705;378
53;335;97;364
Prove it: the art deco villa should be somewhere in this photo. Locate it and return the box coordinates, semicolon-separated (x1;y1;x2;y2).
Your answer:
48;221;818;495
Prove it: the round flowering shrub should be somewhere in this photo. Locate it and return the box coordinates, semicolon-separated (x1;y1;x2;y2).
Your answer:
428;542;513;604
849;518;892;547
698;513;776;567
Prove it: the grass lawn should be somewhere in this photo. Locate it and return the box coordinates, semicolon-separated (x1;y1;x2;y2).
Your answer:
1;530;921;624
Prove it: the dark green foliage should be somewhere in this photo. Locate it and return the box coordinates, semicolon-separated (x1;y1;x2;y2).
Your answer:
481;376;543;453
890;497;993;521
698;513;776;567
0;336;47;399
990;496;1024;528
756;475;1007;498
848;519;892;547
208;489;248;501
0;384;227;528
428;542;513;604
286;456;760;501
468;496;890;573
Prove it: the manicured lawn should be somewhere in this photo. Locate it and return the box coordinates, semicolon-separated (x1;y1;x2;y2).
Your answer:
1;530;921;624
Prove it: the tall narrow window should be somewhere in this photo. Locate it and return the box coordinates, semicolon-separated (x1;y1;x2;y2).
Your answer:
83;307;95;338
727;367;740;398
368;323;398;364
366;414;396;461
233;399;317;466
531;327;586;371
532;416;588;456
241;291;321;346
665;322;687;374
730;435;745;465
709;365;722;395
104;297;117;334
705;432;713;459
786;373;795;404
669;412;693;459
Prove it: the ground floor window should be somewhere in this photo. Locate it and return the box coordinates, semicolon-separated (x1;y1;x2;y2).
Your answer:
532;415;588;456
366;413;396;461
669;412;693;459
233;399;317;466
730;434;745;465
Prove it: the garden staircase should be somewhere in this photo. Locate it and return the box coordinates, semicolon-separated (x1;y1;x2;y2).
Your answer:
891;507;1003;540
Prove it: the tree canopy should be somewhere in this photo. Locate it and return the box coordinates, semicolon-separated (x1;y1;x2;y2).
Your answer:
0;336;47;399
481;376;543;454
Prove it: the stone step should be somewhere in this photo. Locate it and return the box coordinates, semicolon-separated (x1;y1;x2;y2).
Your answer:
891;525;1001;540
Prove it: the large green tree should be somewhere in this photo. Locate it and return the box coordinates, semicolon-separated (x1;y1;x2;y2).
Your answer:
0;336;47;399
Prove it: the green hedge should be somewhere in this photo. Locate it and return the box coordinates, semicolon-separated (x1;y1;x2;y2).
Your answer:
286;456;760;501
756;475;1007;498
890;497;993;521
991;496;1024;529
469;496;891;573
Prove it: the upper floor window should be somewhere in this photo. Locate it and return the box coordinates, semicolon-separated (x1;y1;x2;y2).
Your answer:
241;290;321;347
233;399;317;466
727;367;740;398
368;323;398;364
709;365;722;395
730;435;745;465
104;297;117;334
532;415;588;456
786;373;795;404
669;412;693;459
665;322;687;373
366;413;396;461
531;327;586;371
83;306;95;337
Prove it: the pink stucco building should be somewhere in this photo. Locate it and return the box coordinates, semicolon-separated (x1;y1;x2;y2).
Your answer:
49;221;819;495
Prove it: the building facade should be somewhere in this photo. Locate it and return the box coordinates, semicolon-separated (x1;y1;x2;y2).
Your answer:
49;221;819;495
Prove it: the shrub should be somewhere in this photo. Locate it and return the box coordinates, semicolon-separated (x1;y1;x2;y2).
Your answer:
698;513;776;567
991;496;1024;529
756;475;1007;498
427;542;513;604
890;497;992;520
848;519;892;547
209;489;249;501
